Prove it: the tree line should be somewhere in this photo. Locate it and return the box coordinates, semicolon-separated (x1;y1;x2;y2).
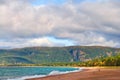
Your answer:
41;54;120;67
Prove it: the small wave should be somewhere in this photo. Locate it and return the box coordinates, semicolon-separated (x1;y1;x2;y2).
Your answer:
7;68;82;80
49;70;61;75
7;75;46;80
48;68;82;75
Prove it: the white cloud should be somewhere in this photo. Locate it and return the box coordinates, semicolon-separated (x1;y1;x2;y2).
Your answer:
87;40;119;47
0;37;60;48
0;37;75;48
29;37;55;47
0;0;120;48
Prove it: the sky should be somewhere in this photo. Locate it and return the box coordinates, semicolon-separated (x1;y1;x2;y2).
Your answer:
0;0;120;48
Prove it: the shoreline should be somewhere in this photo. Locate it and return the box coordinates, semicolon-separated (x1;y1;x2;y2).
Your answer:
26;67;120;80
24;66;82;80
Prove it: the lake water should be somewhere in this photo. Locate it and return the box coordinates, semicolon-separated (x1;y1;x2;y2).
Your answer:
0;66;81;80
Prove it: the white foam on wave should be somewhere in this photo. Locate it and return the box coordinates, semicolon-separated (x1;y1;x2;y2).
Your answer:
48;67;82;75
49;70;61;75
7;75;46;80
7;67;82;80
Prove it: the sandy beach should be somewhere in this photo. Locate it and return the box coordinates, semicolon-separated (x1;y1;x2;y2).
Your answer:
26;67;120;80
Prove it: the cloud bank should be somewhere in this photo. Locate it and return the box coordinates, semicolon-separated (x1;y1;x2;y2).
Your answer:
0;0;120;48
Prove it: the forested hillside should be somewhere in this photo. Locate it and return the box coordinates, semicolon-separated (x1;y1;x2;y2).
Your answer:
0;46;120;65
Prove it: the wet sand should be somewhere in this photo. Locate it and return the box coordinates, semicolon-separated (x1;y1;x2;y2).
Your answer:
26;67;120;80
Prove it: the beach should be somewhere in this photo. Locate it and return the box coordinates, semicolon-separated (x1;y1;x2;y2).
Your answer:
26;67;120;80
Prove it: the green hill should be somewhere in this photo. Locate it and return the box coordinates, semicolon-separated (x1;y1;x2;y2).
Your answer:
0;46;120;65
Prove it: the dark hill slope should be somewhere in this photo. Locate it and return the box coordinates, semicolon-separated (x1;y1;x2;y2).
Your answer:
0;46;120;64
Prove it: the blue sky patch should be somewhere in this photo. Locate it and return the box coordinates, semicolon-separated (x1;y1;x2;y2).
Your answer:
31;0;66;6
